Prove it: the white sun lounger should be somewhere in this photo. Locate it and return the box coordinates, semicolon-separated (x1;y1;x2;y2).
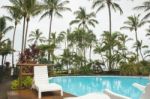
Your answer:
103;89;130;99
133;83;150;99
65;89;130;99
33;66;63;99
132;83;146;92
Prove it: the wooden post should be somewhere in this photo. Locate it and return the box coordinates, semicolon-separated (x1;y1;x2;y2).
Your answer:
19;65;22;89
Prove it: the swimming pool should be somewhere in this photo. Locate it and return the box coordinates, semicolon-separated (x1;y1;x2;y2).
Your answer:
50;76;150;99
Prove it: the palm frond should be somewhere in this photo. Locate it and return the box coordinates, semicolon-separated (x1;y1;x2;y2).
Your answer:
3;26;14;34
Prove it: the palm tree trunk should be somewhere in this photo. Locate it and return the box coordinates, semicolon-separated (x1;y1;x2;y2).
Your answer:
139;48;144;61
1;55;4;67
12;24;17;68
4;55;7;64
48;13;53;61
24;18;30;49
135;29;139;62
84;48;86;65
21;16;26;52
100;53;106;67
123;42;126;62
107;2;112;71
89;46;92;62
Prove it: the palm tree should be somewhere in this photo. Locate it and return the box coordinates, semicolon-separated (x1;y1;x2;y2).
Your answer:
0;16;13;67
40;0;71;61
94;43;106;67
4;0;26;52
3;7;22;68
86;30;96;62
61;48;72;73
5;0;41;51
146;26;150;39
118;33;133;62
58;29;71;49
100;31;120;70
134;0;150;19
91;0;123;34
4;0;26;51
28;29;46;45
24;0;41;49
0;17;13;39
91;0;123;68
133;40;148;61
70;7;98;30
121;14;147;61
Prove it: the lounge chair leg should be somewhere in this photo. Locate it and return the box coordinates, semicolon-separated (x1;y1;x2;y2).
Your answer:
61;90;63;96
38;91;41;99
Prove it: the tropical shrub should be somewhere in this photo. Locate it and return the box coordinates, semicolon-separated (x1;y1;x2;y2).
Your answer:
11;79;19;90
11;76;33;90
120;61;150;76
18;44;40;63
22;76;33;88
80;65;92;74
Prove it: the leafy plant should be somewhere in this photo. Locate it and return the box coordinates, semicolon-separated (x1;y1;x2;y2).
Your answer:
18;44;40;63
11;76;33;90
80;65;92;74
11;79;19;90
22;76;33;88
120;61;150;76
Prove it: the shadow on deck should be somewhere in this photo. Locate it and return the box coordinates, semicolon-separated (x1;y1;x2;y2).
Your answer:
7;89;76;99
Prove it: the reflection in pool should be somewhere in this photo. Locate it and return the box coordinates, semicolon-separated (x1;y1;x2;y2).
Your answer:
50;76;149;99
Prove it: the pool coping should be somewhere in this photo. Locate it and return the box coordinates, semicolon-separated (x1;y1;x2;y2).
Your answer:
49;75;150;79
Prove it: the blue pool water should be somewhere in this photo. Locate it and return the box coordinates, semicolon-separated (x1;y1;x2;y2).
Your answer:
50;76;150;99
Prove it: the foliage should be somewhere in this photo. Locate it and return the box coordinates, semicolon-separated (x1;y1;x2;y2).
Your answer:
28;29;46;45
22;76;33;88
120;61;150;76
11;76;33;90
38;57;49;64
70;7;98;30
11;79;19;90
80;64;92;74
18;44;40;63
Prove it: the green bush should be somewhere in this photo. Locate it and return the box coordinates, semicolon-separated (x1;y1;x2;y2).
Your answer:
11;80;19;90
80;65;92;74
120;61;150;76
11;76;33;90
22;76;33;88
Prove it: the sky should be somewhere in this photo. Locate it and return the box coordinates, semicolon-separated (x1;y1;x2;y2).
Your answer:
0;0;149;63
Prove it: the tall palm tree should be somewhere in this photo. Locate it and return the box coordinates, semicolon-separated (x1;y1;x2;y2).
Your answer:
28;29;46;45
91;0;123;68
40;0;71;61
3;7;22;68
70;7;98;30
24;0;41;49
134;0;150;19
5;0;41;51
4;0;26;52
121;14;147;61
91;0;123;34
0;17;13;67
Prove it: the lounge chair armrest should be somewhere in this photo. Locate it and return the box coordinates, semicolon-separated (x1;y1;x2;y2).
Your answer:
103;89;130;99
132;83;145;92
